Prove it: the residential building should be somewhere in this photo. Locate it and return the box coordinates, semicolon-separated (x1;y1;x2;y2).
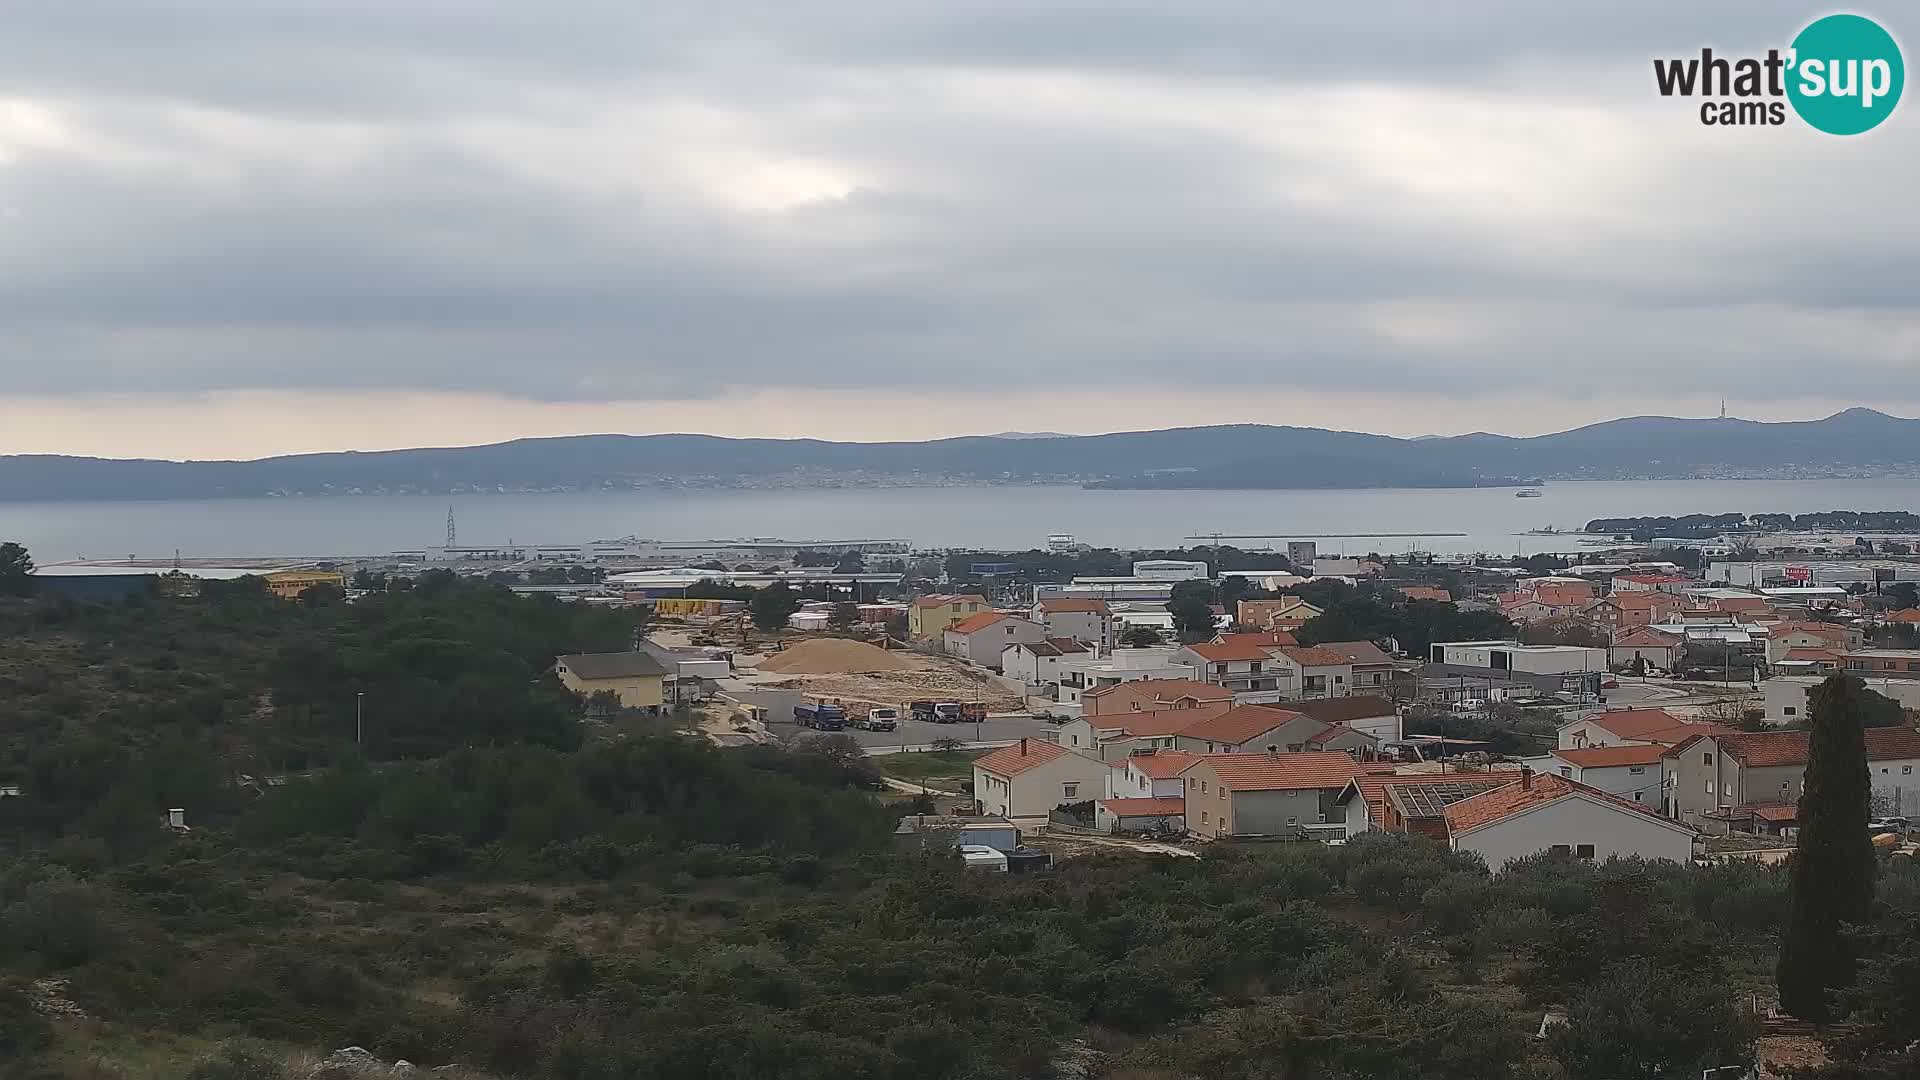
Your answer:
1172;705;1377;757
1335;770;1522;838
1608;628;1685;672
908;594;991;639
1094;796;1187;834
1080;677;1230;719
944;612;1047;669
1442;771;1697;869
1497;593;1557;624
972;738;1113;819
1313;557;1380;577
1274;646;1354;700
1180;752;1362;838
1398;586;1453;603
1237;598;1324;632
1311;640;1397;692
1180;638;1288;697
1764;621;1859;663
554;651;670;711
1844;649;1920;680
1058;648;1202;703
1030;598;1115;648
1527;744;1668;804
1557;708;1732;751
1612;573;1694;596
1289;695;1403;742
1763;673;1920;723
1105;748;1201;798
1059;711;1206;761
1000;638;1090;687
1663;727;1920;826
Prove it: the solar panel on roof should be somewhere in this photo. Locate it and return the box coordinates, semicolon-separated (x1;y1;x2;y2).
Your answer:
1388;780;1511;819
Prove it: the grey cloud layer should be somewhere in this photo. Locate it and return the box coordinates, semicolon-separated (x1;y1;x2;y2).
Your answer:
0;1;1914;407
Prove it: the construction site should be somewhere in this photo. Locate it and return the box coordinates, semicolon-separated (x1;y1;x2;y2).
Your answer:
734;637;1022;719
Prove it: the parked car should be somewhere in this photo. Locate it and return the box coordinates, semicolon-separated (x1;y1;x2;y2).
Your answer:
1600;678;1619;689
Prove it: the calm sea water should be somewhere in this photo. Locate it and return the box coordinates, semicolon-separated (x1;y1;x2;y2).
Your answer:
6;478;1920;563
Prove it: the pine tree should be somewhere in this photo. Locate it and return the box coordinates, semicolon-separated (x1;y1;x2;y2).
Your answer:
1776;674;1878;1021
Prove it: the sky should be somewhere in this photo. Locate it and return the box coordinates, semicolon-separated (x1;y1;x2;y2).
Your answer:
3;2;1917;459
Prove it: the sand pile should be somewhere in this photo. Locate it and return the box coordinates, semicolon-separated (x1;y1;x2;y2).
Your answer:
755;637;916;675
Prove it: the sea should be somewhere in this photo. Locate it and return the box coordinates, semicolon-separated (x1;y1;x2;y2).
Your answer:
7;477;1920;564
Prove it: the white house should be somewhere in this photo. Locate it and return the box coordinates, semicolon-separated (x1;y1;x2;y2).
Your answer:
1000;638;1090;687
971;738;1113;819
1442;771;1696;870
1525;744;1668;806
944;612;1047;670
1763;674;1920;724
1105;748;1201;799
1556;708;1725;751
1030;598;1115;648
1290;696;1403;743
1056;648;1200;703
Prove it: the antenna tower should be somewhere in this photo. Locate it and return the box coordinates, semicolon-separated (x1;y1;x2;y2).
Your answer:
447;505;457;548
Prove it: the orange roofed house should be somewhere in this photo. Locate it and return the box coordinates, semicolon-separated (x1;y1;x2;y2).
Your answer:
1556;707;1733;751
942;611;1047;670
1440;770;1696;869
1029;598;1115;648
908;594;991;640
971;738;1114;819
1062;680;1232;760
1334;770;1523;839
1180;752;1362;838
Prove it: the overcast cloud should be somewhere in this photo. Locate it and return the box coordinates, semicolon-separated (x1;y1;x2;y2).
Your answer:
2;2;1916;457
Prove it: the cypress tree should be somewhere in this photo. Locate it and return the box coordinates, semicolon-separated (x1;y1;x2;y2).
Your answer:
1776;674;1878;1021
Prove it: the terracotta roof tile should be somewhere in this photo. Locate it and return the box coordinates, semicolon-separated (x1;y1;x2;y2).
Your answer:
1100;712;1209;738
1312;640;1394;666
914;593;988;608
1082;678;1231;703
1279;646;1350;667
1176;705;1306;745
1399;586;1453;603
1888;609;1920;624
946;611;1011;635
1190;752;1362;792
1126;749;1202;778
1185;640;1275;662
1553;744;1668;768
1097;796;1186;816
1583;708;1736;745
973;738;1073;778
1682;728;1920;769
1037;598;1111;614
1443;772;1689;835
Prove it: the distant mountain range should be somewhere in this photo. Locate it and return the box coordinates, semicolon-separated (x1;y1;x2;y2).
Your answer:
4;408;1920;500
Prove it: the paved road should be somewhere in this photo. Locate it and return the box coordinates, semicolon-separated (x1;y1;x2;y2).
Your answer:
767;714;1061;751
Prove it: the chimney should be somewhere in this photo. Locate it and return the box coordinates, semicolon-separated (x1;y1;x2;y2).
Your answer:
1266;745;1280;758
1520;766;1533;790
1019;738;1028;756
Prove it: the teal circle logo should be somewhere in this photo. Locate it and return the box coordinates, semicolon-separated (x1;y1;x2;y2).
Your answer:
1787;14;1904;134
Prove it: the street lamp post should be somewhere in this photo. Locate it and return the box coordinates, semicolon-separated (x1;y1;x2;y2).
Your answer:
356;691;364;745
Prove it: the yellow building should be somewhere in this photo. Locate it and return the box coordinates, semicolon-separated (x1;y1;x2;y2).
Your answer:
554;652;669;711
262;568;347;600
907;593;992;640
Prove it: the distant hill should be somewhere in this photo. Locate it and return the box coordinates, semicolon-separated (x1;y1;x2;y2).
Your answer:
4;408;1919;500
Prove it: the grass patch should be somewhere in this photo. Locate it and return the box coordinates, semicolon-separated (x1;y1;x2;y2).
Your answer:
876;749;982;784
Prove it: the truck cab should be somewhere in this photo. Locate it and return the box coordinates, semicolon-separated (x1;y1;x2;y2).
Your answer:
861;707;899;732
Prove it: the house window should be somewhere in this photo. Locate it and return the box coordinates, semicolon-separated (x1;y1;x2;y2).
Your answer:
1723;783;1732;797
1218;789;1225;801
1550;844;1571;856
1558;766;1572;778
1905;766;1914;776
1575;844;1596;860
1784;707;1796;716
1705;779;1714;794
1629;766;1646;775
1063;784;1078;799
1201;810;1209;824
1201;780;1208;793
1703;753;1713;766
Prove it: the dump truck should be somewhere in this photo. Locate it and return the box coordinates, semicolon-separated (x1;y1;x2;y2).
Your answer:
857;707;899;732
794;700;848;731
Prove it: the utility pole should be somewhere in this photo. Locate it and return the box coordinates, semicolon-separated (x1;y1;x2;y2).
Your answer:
356;691;365;745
